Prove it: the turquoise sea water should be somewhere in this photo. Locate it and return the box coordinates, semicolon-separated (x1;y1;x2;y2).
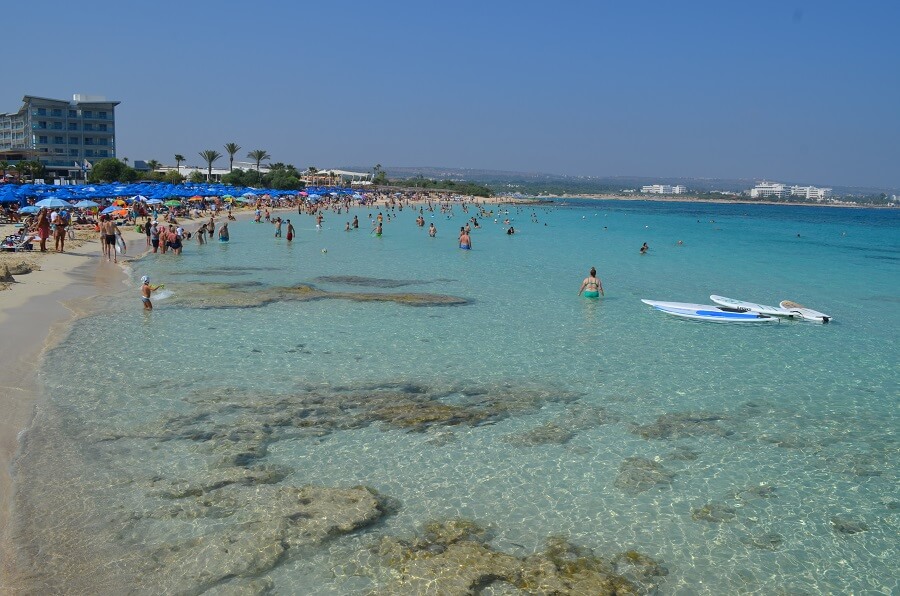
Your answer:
13;200;899;594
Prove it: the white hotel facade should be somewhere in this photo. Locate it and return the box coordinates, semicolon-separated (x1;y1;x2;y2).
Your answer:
641;184;687;194
749;181;832;201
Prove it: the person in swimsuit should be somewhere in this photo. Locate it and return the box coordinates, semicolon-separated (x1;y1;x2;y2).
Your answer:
428;223;436;237
578;267;604;298
219;223;229;241
286;220;294;242
640;242;649;254
149;221;160;253
459;230;471;249
100;216;118;262
140;275;162;310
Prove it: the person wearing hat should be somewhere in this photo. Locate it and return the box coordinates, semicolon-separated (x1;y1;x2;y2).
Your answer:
140;275;163;310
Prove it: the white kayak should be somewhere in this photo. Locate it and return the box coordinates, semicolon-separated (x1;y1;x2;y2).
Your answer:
709;295;797;318
641;300;780;323
780;300;832;323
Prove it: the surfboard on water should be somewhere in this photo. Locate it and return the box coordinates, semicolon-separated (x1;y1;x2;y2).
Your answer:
780;300;832;323
641;300;779;323
709;295;796;318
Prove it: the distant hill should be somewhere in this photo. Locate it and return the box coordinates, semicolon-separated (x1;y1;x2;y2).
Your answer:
340;165;897;199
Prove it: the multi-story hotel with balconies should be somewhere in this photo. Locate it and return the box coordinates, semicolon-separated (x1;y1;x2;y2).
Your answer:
0;94;119;179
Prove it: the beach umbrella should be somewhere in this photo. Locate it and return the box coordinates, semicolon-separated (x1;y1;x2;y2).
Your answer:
145;198;164;205
73;200;99;209
113;198;127;206
34;197;72;208
164;200;182;207
19;205;41;214
100;205;124;215
188;196;204;202
131;195;148;202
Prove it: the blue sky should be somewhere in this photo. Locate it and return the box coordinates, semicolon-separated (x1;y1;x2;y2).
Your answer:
3;0;898;188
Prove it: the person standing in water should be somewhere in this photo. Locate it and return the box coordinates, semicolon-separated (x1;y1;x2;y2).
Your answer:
578;267;604;298
286;220;295;242
219;222;229;241
140;275;163;310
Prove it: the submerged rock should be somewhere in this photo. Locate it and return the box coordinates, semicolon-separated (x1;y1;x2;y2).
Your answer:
667;446;700;461
633;411;730;440
831;516;869;535
614;457;675;493
166;281;471;310
505;423;576;446
691;502;738;523
741;532;784;550
141;485;388;594
313;275;425;288
375;520;666;595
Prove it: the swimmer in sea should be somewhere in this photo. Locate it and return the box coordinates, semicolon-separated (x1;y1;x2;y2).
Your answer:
459;229;472;249
640;242;649;254
428;223;436;237
140;275;163;310
578;267;604;298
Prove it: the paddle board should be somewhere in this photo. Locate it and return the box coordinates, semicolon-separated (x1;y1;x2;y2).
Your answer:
779;300;832;323
709;295;796;318
641;300;779;323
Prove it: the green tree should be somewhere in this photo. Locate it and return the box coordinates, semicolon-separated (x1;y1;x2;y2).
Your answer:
373;163;387;185
247;149;271;184
0;160;7;178
188;170;205;183
88;158;135;183
164;170;185;184
224;142;241;172
174;154;185;174
199;150;222;182
146;159;161;171
121;157;129;165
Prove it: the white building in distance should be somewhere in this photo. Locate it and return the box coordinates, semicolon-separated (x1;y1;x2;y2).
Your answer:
641;184;686;194
750;181;832;201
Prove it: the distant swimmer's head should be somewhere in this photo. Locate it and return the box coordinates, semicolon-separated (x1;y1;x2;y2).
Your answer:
590;267;596;276
141;276;149;284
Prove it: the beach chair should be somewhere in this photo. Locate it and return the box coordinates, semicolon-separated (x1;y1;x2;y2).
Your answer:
2;234;34;252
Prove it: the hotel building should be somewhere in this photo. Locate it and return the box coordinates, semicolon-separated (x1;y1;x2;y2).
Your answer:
749;181;832;201
641;184;687;194
0;94;120;179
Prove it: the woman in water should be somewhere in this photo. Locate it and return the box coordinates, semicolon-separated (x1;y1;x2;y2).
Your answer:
578;267;604;298
219;223;229;242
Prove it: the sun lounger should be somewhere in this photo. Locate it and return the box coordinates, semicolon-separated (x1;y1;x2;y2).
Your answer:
1;234;35;252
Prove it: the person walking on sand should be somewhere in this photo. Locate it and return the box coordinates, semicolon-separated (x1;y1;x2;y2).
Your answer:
101;216;118;262
140;275;163;310
578;267;604;298
54;210;68;252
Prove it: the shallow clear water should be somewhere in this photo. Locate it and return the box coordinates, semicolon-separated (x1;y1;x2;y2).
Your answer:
15;200;900;594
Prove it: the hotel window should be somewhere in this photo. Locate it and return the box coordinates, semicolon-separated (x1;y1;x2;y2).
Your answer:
54;136;64;144
68;109;77;118
54;148;64;154
51;122;62;130
37;121;47;129
83;110;93;118
98;124;107;131
37;108;46;116
69;136;79;144
84;149;94;157
99;150;108;157
38;136;48;144
98;111;107;119
69;149;79;156
68;122;78;130
83;123;93;131
84;137;93;145
51;109;62;117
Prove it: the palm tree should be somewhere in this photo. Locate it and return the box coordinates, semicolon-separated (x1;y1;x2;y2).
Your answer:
0;160;7;180
224;143;241;172
121;157;129;165
247;149;271;184
146;159;161;171
174;154;185;174
199;150;222;182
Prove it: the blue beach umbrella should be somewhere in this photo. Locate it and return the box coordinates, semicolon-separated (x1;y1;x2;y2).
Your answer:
35;197;73;208
73;200;99;209
19;205;41;214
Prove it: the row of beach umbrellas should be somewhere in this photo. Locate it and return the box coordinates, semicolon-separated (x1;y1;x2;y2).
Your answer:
0;182;364;206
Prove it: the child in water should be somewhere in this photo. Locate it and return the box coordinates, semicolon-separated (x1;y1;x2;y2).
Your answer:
140;275;163;310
